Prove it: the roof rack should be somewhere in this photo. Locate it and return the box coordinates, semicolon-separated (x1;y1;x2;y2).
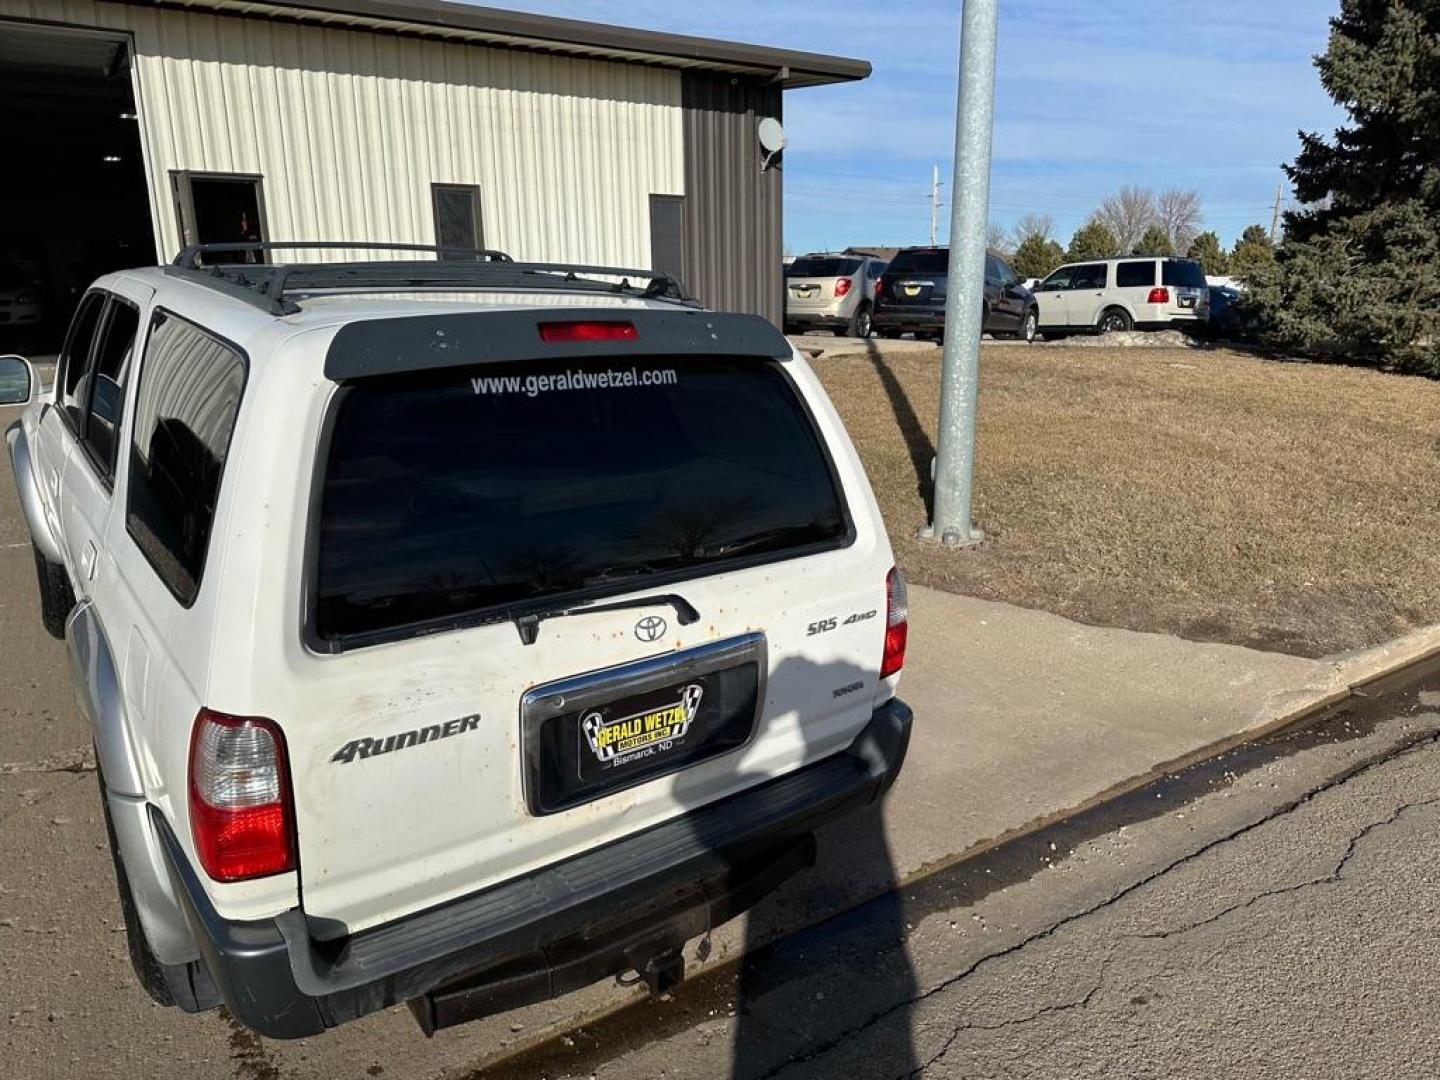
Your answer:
166;241;692;316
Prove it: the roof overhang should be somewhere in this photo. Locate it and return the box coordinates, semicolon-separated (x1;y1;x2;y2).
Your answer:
123;0;871;89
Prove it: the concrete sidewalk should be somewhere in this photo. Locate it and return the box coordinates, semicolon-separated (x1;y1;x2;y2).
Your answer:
3;485;1435;1080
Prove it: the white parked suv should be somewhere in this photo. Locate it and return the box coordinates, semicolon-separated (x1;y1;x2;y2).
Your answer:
1032;256;1211;337
2;242;912;1039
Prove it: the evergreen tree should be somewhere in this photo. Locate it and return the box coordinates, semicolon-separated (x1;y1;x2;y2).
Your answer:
1067;220;1119;262
1249;0;1440;373
1012;234;1066;280
1132;225;1175;256
1186;231;1230;276
1230;224;1276;281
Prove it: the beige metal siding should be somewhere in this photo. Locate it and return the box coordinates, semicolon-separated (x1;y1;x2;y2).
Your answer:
2;0;685;266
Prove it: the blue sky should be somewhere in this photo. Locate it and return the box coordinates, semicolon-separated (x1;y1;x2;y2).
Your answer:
503;1;1345;252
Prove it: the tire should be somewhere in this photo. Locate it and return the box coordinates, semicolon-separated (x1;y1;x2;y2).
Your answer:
33;544;75;641
1019;309;1038;344
98;771;175;1007
1098;307;1133;334
847;303;873;339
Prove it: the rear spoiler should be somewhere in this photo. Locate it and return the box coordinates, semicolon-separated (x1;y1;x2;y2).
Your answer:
324;309;792;381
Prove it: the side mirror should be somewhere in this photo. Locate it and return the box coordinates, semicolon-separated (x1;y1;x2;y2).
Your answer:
0;355;36;407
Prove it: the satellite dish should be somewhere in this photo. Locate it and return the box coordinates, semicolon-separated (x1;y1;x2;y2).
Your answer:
758;117;787;154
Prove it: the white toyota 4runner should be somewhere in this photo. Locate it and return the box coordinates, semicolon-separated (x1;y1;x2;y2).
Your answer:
2;243;912;1039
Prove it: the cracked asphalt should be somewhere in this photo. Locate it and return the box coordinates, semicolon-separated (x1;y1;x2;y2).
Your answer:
481;670;1440;1080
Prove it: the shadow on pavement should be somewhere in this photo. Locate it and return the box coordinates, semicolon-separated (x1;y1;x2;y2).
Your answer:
863;337;934;507
724;653;917;1079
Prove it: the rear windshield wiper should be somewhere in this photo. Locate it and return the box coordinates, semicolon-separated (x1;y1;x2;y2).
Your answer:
511;593;700;646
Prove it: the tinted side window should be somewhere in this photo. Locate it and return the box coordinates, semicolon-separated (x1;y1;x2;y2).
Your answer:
993;256;1018;284
1071;263;1109;290
867;260;886;280
1116;261;1157;288
984;256;1002;284
126;312;247;605
58;293;106;431
83;300;141;480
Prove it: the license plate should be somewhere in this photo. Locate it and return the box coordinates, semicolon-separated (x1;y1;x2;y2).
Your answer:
904;286;921;297
521;636;764;814
1179;295;1196;308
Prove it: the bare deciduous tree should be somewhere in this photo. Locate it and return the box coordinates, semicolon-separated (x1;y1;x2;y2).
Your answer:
1009;212;1055;249
1095;186;1158;254
1156;188;1204;252
986;221;1011;253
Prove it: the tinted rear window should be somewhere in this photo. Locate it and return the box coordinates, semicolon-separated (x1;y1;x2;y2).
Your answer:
788;257;861;278
314;358;850;643
1162;260;1208;288
886;249;949;274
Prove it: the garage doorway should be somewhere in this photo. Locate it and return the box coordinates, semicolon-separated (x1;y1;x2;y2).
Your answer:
0;22;155;352
171;172;268;263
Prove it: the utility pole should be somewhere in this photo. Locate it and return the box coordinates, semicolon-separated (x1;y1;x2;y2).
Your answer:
925;0;998;548
1270;185;1285;244
930;165;942;247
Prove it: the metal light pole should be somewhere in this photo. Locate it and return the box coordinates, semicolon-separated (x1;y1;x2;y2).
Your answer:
924;0;998;548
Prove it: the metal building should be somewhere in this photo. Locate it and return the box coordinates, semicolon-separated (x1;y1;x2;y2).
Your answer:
0;1;868;339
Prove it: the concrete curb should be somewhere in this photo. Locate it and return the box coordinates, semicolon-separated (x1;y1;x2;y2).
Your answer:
903;622;1440;895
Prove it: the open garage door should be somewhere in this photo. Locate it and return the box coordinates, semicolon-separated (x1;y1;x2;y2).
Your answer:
0;22;155;352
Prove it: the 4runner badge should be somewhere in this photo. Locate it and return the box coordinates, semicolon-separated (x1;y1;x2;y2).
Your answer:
330;714;480;764
583;684;702;764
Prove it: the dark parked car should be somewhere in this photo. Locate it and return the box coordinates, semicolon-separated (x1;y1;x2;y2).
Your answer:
1206;284;1245;338
872;247;1037;344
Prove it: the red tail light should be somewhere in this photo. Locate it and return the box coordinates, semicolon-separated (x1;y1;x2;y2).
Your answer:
1147;287;1170;304
834;277;853;298
189;710;295;882
881;567;908;678
538;321;638;343
874;278;884;300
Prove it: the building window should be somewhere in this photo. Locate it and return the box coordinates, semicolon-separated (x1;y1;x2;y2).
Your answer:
649;195;685;279
432;185;484;259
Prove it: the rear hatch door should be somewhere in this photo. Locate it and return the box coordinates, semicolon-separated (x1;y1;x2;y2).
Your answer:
879;249;949;310
286;346;888;934
786;256;860;314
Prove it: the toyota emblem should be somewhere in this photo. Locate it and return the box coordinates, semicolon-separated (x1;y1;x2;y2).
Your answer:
635;615;667;642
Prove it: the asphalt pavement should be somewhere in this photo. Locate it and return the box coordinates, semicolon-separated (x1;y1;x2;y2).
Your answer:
475;662;1440;1080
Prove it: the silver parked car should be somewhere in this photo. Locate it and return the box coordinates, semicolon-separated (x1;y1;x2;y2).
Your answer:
784;252;887;338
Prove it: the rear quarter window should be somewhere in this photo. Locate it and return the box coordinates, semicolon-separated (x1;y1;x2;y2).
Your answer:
1116;261;1157;288
313;357;851;646
126;312;247;606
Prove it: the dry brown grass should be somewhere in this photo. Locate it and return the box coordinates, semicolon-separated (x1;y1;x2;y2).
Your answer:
814;341;1440;657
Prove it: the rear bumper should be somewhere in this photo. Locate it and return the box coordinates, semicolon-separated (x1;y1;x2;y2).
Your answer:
872;307;945;331
155;697;913;1039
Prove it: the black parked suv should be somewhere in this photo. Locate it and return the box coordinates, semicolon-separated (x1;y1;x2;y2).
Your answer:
872;247;1038;344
